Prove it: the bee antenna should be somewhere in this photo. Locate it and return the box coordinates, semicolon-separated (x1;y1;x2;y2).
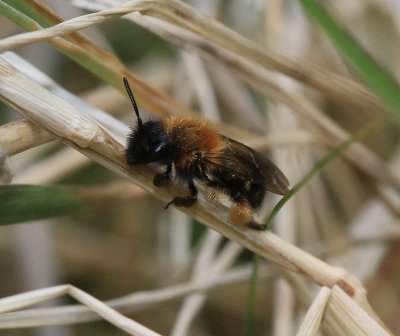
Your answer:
123;77;143;129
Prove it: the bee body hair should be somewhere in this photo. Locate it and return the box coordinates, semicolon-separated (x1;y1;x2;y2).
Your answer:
161;116;225;179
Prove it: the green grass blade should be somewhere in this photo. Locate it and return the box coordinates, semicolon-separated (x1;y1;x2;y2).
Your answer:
299;0;400;116
2;0;58;27
264;121;381;229
0;185;84;226
0;1;42;31
242;254;261;336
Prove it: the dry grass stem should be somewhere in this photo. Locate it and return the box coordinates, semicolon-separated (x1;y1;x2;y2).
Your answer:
1;0;386;116
0;264;270;328
206;63;265;133
172;241;242;335
295;287;331;336
0;119;54;156
181;52;219;121
309;224;400;258
0;285;161;336
272;278;295;336
171;231;222;335
141;0;383;113
2;51;129;141
326;193;400;282
14;147;90;184
324;286;392;336
0;1;149;53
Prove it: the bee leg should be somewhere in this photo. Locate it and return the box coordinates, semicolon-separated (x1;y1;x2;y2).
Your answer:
230;200;253;227
247;221;267;231
164;180;197;209
230;200;266;230
153;163;172;187
203;175;220;188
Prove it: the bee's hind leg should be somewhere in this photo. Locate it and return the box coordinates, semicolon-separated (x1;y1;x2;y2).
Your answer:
247;221;267;231
165;180;197;209
230;200;266;230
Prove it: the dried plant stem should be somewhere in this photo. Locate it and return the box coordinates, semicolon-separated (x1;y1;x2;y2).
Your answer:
282;271;392;336
309;227;400;257
206;63;265;133
172;240;242;335
0;0;385;115
0;1;147;53
0;264;270;328
295;287;331;336
14;147;90;184
324;286;391;336
0;285;161;336
2;51;129;141
143;0;385;114
181;52;219;121
1;1;198;127
0;119;54;156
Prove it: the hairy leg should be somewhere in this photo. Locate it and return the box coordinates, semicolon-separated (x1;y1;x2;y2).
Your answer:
165;180;198;209
230;200;266;230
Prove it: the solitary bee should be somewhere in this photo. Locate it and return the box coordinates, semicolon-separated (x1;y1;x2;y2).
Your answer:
124;77;289;230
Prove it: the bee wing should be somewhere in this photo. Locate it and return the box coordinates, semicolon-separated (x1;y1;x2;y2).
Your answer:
208;137;289;195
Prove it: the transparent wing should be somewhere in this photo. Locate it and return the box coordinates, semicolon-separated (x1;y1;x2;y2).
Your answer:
206;137;289;195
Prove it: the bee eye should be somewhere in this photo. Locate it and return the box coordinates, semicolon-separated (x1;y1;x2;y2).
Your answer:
142;138;165;153
153;143;165;153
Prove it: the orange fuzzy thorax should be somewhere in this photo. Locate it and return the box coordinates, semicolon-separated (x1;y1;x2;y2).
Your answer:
162;116;225;171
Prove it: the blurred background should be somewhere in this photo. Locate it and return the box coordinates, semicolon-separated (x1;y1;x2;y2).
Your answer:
0;0;400;335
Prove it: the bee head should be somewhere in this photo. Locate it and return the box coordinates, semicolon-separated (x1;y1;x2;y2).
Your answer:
126;120;168;164
123;77;169;165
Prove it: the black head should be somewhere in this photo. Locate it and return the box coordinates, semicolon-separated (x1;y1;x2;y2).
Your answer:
126;120;169;164
124;77;169;165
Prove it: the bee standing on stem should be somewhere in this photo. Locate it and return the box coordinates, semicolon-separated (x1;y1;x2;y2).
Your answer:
124;77;289;230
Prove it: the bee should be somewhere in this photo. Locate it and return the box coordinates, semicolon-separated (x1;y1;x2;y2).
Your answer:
124;77;289;230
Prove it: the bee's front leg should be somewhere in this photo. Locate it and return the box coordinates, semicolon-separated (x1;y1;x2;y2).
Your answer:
153;163;172;187
164;180;197;209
